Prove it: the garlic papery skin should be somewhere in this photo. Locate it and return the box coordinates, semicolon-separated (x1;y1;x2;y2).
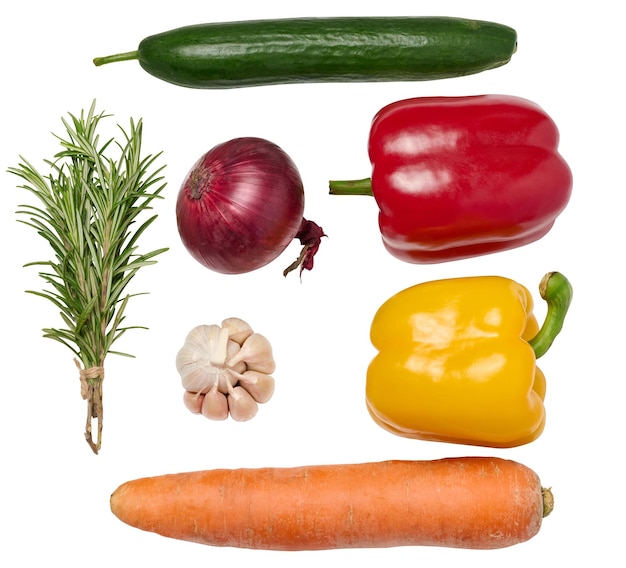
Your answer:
176;325;245;394
176;318;276;421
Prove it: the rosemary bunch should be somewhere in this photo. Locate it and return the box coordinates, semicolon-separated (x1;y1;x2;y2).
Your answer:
8;101;168;454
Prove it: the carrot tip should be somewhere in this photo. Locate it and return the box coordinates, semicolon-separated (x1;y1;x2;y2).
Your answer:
542;487;554;518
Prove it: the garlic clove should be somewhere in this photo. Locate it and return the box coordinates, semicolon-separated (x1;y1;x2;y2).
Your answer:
221;317;254;345
227;333;276;374
227;386;259;421
183;391;203;414
238;370;275;403
226;340;246;374
201;389;229;421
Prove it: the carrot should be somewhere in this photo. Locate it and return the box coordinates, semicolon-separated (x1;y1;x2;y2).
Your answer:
110;457;553;551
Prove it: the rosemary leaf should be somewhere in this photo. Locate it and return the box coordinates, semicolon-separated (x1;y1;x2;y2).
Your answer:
7;100;168;454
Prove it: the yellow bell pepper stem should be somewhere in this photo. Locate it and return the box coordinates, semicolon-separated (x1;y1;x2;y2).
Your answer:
529;272;573;359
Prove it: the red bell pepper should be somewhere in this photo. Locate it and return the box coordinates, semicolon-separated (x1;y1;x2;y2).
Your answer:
329;95;573;263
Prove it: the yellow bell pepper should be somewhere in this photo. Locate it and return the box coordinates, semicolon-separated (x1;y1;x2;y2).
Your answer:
366;272;572;448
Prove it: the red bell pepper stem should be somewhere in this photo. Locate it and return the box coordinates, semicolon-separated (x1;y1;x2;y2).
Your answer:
529;272;573;359
328;178;374;196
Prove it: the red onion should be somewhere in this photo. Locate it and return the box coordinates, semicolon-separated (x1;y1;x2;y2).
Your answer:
176;137;325;276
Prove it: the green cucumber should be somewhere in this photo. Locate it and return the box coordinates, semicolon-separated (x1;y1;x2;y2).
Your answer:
93;17;517;89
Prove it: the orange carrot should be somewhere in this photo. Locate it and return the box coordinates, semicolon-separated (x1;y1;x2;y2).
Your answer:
110;457;553;551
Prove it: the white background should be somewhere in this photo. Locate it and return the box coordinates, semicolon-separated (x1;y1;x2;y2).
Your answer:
1;1;623;565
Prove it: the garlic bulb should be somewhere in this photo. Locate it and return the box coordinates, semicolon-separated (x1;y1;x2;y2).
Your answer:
176;318;276;421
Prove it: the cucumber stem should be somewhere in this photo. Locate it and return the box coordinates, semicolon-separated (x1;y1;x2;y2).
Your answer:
529;272;573;359
93;51;140;67
328;178;374;196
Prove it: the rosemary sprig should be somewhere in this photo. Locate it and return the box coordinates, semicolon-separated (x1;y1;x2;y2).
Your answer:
8;101;168;454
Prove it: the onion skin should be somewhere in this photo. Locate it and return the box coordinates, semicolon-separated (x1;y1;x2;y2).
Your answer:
176;137;306;274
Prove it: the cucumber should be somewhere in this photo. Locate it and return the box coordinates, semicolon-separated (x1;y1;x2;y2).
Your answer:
93;17;517;89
